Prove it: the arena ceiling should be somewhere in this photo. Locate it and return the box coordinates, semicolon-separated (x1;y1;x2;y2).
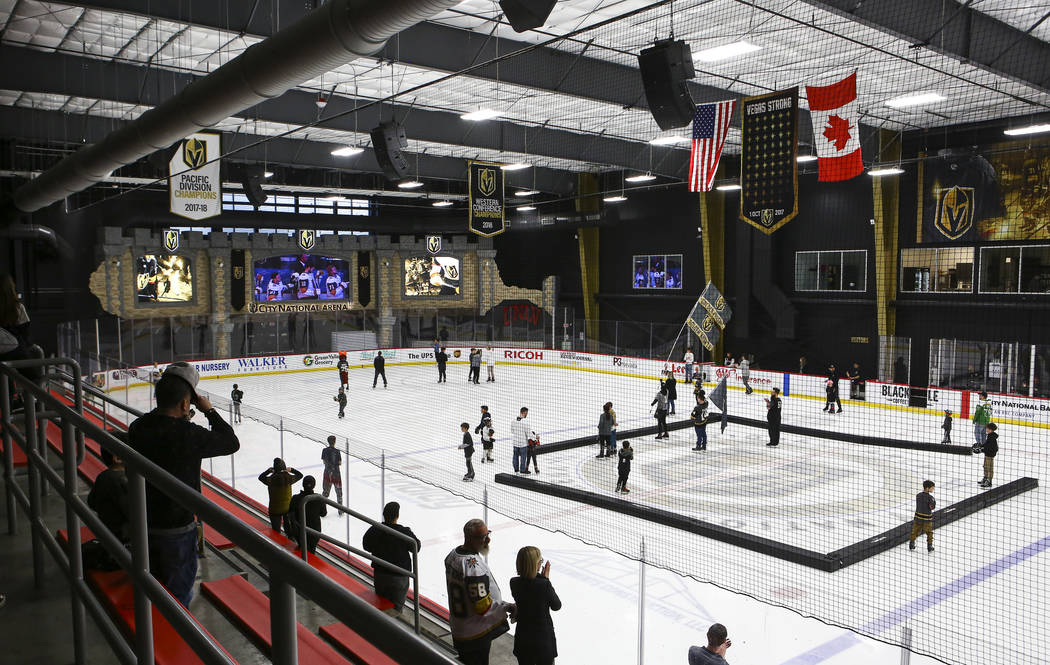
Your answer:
1;0;1049;202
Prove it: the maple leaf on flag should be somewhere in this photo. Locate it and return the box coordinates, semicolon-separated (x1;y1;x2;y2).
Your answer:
823;114;853;152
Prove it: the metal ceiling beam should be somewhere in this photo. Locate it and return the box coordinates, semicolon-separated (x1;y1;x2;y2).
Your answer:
0;44;683;178
0;105;578;195
797;0;1050;95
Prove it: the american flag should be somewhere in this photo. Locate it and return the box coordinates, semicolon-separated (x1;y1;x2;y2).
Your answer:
689;100;737;192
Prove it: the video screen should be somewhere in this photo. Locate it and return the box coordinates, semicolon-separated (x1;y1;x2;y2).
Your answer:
253;254;350;302
404;256;461;296
633;254;682;289
136;255;193;303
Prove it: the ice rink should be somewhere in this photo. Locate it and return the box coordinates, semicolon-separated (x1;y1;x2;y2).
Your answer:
110;358;1049;665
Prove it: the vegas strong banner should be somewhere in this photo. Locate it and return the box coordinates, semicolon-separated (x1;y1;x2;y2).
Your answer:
169;131;221;221
468;160;505;237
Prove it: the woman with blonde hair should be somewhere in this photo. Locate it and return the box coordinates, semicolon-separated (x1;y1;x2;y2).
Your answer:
510;545;562;665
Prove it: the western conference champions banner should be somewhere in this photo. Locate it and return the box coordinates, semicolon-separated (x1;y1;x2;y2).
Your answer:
169;131;221;221
468;160;505;237
739;88;799;234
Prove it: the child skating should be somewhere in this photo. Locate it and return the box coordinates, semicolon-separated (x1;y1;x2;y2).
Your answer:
941;410;952;444
458;423;476;481
334;387;347;418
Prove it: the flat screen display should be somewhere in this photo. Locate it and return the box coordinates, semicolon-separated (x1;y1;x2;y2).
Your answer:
253;254;350;302
633;254;682;289
136;255;193;303
404;256;461;296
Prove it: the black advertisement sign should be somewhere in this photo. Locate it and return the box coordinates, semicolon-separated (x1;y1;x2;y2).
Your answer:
357;251;371;307
739;88;799;234
230;249;246;311
468;160;505;237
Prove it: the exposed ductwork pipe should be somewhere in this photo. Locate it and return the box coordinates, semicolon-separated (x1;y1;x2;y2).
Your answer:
11;0;461;214
0;223;74;257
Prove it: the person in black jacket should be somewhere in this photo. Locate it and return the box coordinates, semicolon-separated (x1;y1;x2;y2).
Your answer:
230;384;243;424
334;387;347;418
510;546;562;665
765;387;782;447
87;448;129;543
373;351;387;389
285;476;326;554
363;501;420;612
823;364;842;413
615;441;633;494
980;424;999;488
908;480;936;552
436;347;449;383
663;371;678;415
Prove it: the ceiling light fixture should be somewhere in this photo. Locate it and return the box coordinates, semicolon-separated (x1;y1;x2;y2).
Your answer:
324;195;348;202
796;155;818;163
331;146;364;157
460;108;501;121
715;184;741;191
515;189;539;196
397;180;424;189
649;136;689;146
517;205;536;211
603;195;627;203
884;92;945;108
693;40;762;63
502;162;531;171
263;170;274;178
868;166;905;176
433;200;454;207
625;172;657;183
1004;123;1050;136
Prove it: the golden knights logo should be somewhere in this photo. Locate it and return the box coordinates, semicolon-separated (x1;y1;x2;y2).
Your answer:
445;263;459;280
359;265;370;279
479;168;496;196
715;296;726;312
163;229;180;252
233;266;244;279
182;138;207;169
935;185;975;240
760;209;774;227
701;317;714;333
298;229;316;251
426;235;441;255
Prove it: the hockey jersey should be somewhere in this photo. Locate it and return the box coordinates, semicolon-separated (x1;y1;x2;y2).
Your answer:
444;547;511;643
324;273;346;299
297;271;317;298
266;280;287;301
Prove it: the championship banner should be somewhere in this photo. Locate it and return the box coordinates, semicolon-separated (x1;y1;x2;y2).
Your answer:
698;281;733;329
169;131;221;221
230;249;246;311
739;88;799;234
468;161;505;237
357;251;372;307
248;301;353;314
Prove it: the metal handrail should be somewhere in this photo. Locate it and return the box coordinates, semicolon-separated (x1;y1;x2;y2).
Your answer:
296;494;421;634
0;358;458;665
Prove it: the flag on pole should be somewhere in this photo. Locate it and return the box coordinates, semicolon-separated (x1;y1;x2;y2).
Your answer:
689;100;737;192
709;377;728;432
805;72;863;182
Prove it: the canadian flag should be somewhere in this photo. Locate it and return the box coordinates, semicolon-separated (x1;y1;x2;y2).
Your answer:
805;72;863;182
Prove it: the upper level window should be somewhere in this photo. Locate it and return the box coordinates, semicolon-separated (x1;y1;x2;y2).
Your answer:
794;250;866;292
979;245;1050;293
900;247;974;293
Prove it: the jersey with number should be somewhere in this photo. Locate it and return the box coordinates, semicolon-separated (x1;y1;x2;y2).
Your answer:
444;547;510;642
297;271;316;297
266;281;287;301
324;274;346;298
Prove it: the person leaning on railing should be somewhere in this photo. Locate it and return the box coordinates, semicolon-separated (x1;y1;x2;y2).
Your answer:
126;362;240;607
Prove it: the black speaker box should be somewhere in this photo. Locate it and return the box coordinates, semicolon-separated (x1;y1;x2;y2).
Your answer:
637;39;696;131
499;0;557;32
241;169;268;207
370;122;409;181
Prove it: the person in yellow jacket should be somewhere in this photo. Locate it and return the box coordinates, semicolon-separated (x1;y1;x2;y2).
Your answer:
259;457;303;532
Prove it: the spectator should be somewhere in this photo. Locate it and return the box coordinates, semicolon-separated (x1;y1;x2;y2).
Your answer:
724;352;736;368
597;402;615;458
980;423;999;488
664;370;678;415
321;435;342;504
765;387;782;447
526;431;541;475
846;362;863;400
286;476;326;554
0;274;44;389
691;391;709;451
469;348;482;384
738;354;753;395
87;447;129;543
258;458;303;532
823;364;842;414
373;351;387;389
433;338;441;356
484;345;497;383
334;387;347;418
651;386;669;439
972;391;992;452
436;347;449;383
363;501;420;612
688;623;732;665
683;347;695;384
511;407;535;474
126;362;240;606
908;480;936;552
444;519;515;664
941;410;953;445
459;422;476;482
615;441;633;494
607;402;618;454
230;384;243;424
798;355;807;374
510;546;562;665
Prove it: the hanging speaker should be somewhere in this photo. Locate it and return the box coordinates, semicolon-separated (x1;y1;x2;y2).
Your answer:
499;0;557;32
637;39;696;131
370;122;409;181
240;166;268;207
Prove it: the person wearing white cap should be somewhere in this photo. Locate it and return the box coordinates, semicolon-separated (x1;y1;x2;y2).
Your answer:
126;361;240;607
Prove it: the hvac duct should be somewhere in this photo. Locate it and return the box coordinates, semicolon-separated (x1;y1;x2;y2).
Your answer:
11;0;461;214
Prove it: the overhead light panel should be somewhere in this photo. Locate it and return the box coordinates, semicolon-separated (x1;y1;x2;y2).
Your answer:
884;92;945;108
868;167;904;176
715;184;741;191
461;109;501;121
515;189;539;196
501;162;531;171
603;195;627;203
331;146;364;157
1004;123;1050;136
796;155;818;163
649;136;689;146
625;172;657;183
397;180;424;189
517;205;537;211
433;200;454;207
693;40;762;63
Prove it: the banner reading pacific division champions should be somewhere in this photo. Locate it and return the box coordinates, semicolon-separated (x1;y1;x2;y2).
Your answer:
468;161;505;237
169;131;221;221
739;88;799;234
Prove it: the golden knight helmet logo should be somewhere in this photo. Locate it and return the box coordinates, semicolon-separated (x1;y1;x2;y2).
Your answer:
715;296;726;311
701;317;714;333
935;185;975;240
359;265;370;279
479;168;497;197
427;235;442;255
298;229;316;251
761;208;774;226
163;229;180;252
182;138;207;170
233;266;244;279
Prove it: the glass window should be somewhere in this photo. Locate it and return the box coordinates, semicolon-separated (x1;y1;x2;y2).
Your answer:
901;248;974;292
841;251;866;291
795;252;819;291
818;251;841;290
795;251;866;292
1020;246;1050;293
980;247;1022;293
